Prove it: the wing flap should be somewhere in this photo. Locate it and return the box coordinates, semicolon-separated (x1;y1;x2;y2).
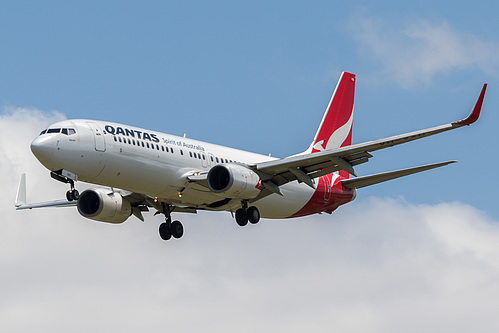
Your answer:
341;161;457;189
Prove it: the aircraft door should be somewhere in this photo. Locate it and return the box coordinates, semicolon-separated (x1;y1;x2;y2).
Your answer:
207;153;215;167
201;152;208;168
86;122;106;152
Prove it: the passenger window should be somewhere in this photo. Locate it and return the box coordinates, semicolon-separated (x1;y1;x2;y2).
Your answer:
113;136;117;142
171;148;174;154
180;150;183;155
216;157;219;163
189;152;192;157
210;156;214;162
202;154;206;160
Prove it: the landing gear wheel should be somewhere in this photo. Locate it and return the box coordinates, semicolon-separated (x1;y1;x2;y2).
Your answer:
247;206;260;224
170;220;184;239
159;223;172;240
66;189;79;201
235;209;248;226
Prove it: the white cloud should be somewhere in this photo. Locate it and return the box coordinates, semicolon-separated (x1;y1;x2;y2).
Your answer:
348;13;499;87
1;109;499;332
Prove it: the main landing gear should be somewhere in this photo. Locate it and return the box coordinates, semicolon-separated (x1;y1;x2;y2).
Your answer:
158;203;184;241
235;201;260;226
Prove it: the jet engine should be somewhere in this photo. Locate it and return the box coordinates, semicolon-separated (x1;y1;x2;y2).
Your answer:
207;164;262;199
77;188;132;223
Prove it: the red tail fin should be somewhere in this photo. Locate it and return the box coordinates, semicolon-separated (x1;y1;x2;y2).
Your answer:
308;72;355;153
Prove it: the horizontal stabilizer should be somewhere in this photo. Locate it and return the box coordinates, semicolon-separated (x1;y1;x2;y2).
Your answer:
341;161;457;189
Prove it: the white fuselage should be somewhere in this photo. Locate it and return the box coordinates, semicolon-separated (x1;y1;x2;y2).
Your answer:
31;119;325;218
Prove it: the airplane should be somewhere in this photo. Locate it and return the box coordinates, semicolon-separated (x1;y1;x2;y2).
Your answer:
15;72;487;241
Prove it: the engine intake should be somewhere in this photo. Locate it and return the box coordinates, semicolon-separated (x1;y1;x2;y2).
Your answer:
207;164;262;199
77;188;132;224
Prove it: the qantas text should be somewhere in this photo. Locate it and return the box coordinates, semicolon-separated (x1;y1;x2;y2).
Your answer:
104;125;160;143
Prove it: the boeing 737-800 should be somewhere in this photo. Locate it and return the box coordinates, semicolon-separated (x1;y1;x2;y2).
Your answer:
15;72;487;240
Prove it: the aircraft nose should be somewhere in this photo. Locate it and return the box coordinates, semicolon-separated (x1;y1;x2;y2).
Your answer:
31;136;55;166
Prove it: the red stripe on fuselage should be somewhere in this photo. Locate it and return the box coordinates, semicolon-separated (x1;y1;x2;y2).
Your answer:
290;173;355;218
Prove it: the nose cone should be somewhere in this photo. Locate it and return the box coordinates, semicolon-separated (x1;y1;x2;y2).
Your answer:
31;136;55;168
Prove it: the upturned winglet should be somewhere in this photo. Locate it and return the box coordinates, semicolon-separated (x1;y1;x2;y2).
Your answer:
453;83;487;126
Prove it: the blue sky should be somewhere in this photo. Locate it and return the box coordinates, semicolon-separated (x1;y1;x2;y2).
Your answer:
2;1;496;216
1;1;499;332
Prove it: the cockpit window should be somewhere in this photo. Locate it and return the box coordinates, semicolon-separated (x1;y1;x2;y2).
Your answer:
42;128;77;135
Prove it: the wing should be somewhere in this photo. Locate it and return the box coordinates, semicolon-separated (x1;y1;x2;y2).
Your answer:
15;200;77;210
122;191;198;221
15;174;198;220
253;84;487;190
14;173;77;210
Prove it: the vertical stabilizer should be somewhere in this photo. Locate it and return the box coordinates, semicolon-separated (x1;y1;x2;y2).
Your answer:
305;72;355;179
308;72;355;153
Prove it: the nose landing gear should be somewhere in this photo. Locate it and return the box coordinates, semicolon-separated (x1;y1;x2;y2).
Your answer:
50;170;80;202
66;187;80;201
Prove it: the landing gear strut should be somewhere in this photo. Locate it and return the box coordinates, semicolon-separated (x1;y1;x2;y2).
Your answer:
51;171;80;201
235;201;260;226
158;202;184;240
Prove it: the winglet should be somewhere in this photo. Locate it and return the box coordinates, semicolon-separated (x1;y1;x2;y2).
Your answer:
15;173;27;207
454;83;487;126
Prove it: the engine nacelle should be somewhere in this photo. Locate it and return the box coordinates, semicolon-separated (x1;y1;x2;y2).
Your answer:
77;188;132;224
207;164;262;199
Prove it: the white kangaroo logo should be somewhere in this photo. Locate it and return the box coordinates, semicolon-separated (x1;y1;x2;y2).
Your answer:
313;111;353;151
